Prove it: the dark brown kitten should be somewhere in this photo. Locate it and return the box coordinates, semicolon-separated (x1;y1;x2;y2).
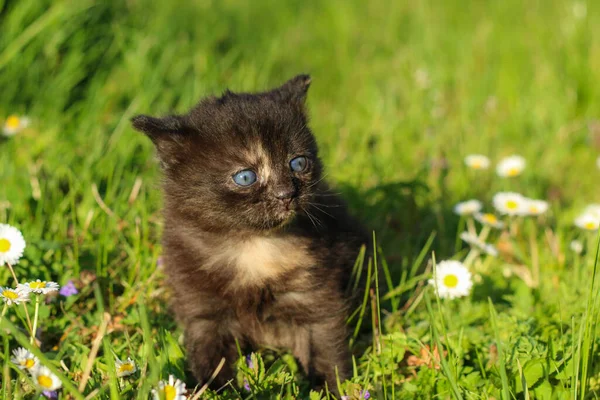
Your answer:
132;75;368;392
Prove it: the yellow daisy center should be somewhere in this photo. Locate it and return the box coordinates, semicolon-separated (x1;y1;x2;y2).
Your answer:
483;214;497;224
37;374;53;388
118;363;135;373
443;274;459;288
507;167;520;176
506;200;518;210
472;160;482;169
3;290;18;300
23;358;35;369
0;238;11;253
164;385;176;400
30;281;47;290
5;116;20;129
530;206;538;213
585;221;597;230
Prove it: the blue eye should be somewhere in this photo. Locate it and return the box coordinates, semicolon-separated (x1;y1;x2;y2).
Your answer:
290;156;308;172
233;170;257;186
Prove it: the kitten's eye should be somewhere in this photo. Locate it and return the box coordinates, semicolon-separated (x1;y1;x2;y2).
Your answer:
290;156;308;172
233;170;257;186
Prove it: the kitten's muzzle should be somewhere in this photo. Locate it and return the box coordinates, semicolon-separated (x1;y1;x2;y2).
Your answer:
274;187;298;209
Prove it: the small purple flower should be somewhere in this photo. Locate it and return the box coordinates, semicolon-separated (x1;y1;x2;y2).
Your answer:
156;256;164;269
341;390;370;399
59;280;78;297
42;391;58;399
246;354;254;369
243;379;251;391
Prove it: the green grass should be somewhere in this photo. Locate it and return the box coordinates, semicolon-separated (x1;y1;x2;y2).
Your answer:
1;0;600;398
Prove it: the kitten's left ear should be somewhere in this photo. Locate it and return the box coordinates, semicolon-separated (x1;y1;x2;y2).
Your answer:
276;74;312;104
131;114;193;168
131;114;185;143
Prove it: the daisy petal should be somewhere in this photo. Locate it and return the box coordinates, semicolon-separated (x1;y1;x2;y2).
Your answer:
428;260;473;299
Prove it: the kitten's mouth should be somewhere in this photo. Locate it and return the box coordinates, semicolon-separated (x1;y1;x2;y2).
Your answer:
263;198;301;231
278;210;296;224
268;209;297;231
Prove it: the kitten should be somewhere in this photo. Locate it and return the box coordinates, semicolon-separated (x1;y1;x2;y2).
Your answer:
132;75;369;392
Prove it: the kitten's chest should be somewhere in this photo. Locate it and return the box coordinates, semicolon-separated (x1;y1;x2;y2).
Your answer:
208;235;315;288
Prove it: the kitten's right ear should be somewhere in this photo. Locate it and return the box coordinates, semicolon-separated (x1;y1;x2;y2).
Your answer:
276;74;312;105
131;114;185;144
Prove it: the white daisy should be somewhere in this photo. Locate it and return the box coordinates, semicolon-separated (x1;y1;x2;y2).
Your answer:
152;375;187;400
19;279;60;295
31;365;62;391
428;260;473;299
11;347;39;371
570;240;583;254
496;155;526;178
483;243;499;256
493;192;527;216
0;224;26;266
115;357;137;377
464;154;490;170
459;232;498;257
2;115;30;137
584;204;600;218
0;286;30;305
523;199;549;216
575;213;600;231
453;200;483;216
474;212;505;229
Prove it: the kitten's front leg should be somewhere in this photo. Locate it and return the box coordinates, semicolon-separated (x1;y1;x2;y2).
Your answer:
309;317;350;393
185;318;239;389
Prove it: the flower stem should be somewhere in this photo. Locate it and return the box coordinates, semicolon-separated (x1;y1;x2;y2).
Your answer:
467;218;477;235
478;225;491;242
30;294;40;345
509;217;518;236
464;249;480;267
0;303;7;327
6;263;33;332
529;221;539;288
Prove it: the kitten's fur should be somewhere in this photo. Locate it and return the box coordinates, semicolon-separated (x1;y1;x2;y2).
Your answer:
132;75;368;391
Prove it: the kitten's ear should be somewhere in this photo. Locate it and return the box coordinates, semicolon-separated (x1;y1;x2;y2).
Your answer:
276;74;311;104
131;114;186;144
131;114;192;168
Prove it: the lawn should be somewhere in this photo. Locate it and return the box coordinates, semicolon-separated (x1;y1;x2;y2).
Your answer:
1;0;600;398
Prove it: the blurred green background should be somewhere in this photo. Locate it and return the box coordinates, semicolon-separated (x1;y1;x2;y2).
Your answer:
1;0;599;254
1;0;598;261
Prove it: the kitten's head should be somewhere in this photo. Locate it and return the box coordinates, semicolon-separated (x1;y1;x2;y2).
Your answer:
132;75;324;232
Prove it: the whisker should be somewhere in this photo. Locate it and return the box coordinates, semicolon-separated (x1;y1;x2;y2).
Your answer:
300;206;316;228
307;202;341;208
304;210;319;230
302;207;323;230
306;173;329;189
315;192;343;197
309;203;335;219
310;209;324;227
